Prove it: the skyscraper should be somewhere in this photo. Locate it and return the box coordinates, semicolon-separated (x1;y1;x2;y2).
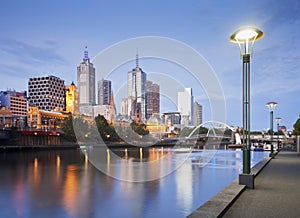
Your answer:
98;79;111;105
146;80;160;119
127;54;147;121
178;88;194;126
28;75;65;111
193;101;203;126
77;47;95;116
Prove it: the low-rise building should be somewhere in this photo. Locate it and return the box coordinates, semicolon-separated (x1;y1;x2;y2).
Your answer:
28;106;68;129
0;90;27;128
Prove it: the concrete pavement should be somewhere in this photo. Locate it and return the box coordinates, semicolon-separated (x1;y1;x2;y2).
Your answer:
223;151;300;218
188;149;300;218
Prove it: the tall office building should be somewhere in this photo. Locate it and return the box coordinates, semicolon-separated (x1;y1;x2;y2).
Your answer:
178;88;194;126
28;75;65;111
65;82;79;115
146;80;160;119
98;79;111;105
127;54;147;121
77;47;96;116
193;101;203;126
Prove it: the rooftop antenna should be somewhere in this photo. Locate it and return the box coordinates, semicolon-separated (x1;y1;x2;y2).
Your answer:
83;46;89;61
136;48;139;68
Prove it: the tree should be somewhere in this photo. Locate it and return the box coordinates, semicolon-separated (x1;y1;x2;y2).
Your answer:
180;127;195;137
61;115;90;142
179;126;208;137
95;115;120;141
293;118;300;135
61;115;76;142
130;121;149;136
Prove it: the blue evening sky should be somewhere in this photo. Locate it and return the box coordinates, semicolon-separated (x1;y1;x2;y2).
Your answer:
0;0;299;131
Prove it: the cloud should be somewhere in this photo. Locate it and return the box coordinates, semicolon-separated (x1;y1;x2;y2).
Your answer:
0;38;71;90
0;38;67;66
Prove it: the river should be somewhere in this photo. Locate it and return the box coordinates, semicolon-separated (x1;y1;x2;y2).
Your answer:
0;147;268;218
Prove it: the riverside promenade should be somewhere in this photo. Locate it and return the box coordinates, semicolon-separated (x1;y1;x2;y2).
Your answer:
189;149;300;218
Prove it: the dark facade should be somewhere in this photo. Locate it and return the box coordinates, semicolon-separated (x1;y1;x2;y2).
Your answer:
98;79;112;105
28;75;65;111
146;80;160;119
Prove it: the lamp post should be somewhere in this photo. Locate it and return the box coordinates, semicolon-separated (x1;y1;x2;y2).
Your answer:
275;117;282;150
265;101;277;156
230;27;264;187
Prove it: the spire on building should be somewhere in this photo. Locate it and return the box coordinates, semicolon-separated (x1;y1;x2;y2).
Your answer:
109;91;117;113
83;46;89;61
136;48;139;68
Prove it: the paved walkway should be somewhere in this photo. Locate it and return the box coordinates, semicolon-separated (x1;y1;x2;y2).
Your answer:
222;151;300;218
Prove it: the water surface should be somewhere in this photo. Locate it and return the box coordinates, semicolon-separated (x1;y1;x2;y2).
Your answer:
0;148;268;217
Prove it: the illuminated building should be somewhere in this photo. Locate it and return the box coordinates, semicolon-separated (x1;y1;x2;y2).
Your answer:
0;106;12;128
65;82;79;115
146;116;166;135
28;106;67;129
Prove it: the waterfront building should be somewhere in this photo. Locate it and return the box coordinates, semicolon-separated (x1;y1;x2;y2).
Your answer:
146;116;166;136
0;106;13;128
28;106;67;129
0;90;28;128
178;88;194;126
77;47;96;116
65;82;79;115
28;75;65;111
127;54;147;121
146;80;160;119
98;79;112;105
193;101;203;126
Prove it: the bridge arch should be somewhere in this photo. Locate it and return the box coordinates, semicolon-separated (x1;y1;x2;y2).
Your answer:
188;120;236;139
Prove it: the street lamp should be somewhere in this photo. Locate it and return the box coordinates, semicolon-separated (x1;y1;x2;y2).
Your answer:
275;117;282;150
230;26;264;188
265;101;277;156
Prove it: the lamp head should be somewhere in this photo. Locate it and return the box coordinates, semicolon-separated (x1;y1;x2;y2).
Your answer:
275;117;282;124
230;27;264;43
265;101;278;112
230;26;264;55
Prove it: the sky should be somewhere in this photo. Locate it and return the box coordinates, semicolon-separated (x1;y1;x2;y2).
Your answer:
0;0;299;131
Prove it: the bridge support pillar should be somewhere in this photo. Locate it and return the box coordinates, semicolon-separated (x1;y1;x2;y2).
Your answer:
239;174;254;189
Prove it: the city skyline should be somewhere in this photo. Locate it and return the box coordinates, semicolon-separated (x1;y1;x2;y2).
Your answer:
0;1;299;130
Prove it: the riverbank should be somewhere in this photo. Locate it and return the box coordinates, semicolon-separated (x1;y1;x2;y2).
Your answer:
188;152;274;217
0;142;79;152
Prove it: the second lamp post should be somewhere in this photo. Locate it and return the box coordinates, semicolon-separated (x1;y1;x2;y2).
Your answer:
265;101;277;156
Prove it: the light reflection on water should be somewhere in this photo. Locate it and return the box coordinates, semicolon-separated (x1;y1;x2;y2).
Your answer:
0;148;268;218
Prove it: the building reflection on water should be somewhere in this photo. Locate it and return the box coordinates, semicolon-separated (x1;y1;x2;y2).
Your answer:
0;148;268;217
